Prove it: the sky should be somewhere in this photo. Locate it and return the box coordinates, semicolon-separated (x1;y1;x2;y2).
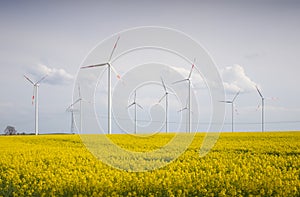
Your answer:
0;0;300;133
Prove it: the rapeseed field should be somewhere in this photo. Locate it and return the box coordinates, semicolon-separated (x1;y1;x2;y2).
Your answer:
0;132;299;196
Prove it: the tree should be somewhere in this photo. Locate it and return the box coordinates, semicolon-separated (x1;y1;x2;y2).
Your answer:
4;126;17;135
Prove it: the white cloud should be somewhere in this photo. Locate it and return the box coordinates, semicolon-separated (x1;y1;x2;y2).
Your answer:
172;64;257;93
221;64;257;94
27;64;74;85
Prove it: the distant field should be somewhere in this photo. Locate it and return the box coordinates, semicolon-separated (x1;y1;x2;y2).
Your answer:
0;132;299;196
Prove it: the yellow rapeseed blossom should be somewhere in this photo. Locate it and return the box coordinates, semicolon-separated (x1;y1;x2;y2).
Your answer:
0;132;299;196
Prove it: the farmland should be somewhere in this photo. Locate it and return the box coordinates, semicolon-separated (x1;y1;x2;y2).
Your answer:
0;132;299;196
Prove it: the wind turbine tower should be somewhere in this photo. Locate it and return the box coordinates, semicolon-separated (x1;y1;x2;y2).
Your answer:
81;36;121;134
220;91;240;132
173;58;196;133
158;77;173;133
178;99;189;133
256;86;265;132
128;90;143;134
24;74;48;135
66;85;83;133
66;106;77;134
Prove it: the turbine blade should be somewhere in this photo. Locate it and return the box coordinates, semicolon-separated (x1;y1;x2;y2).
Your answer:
168;91;176;95
72;98;82;106
219;101;232;103
172;79;188;84
108;36;120;62
235;107;239;115
256;104;261;111
134;90;137;103
81;63;108;69
232;91;240;102
178;107;187;113
255;85;263;98
67;98;81;110
160;77;167;92
81;98;93;104
127;103;135;108
110;64;121;80
158;94;167;103
36;74;48;84
78;84;81;98
32;87;35;105
136;103;143;109
24;75;34;85
188;58;196;79
188;68;193;79
66;103;74;112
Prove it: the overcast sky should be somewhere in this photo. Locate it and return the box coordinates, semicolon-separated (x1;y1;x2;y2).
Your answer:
1;0;300;133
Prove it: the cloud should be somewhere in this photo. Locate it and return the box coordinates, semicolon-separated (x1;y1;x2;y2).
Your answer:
221;64;257;94
27;64;74;85
172;64;257;93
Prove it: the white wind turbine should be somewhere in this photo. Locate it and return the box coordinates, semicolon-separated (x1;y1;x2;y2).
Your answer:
158;77;173;133
128;90;143;134
66;106;77;134
81;36;121;134
256;85;265;132
66;85;82;133
24;74;48;135
178;99;189;133
173;58;196;133
220;91;240;132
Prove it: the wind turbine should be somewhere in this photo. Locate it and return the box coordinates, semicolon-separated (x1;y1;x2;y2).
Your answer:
66;85;82;133
24;74;48;135
220;91;240;132
81;36;121;134
158;77;173;133
128;90;143;134
178;99;189;133
173;58;196;133
66;106;77;134
256;85;265;132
